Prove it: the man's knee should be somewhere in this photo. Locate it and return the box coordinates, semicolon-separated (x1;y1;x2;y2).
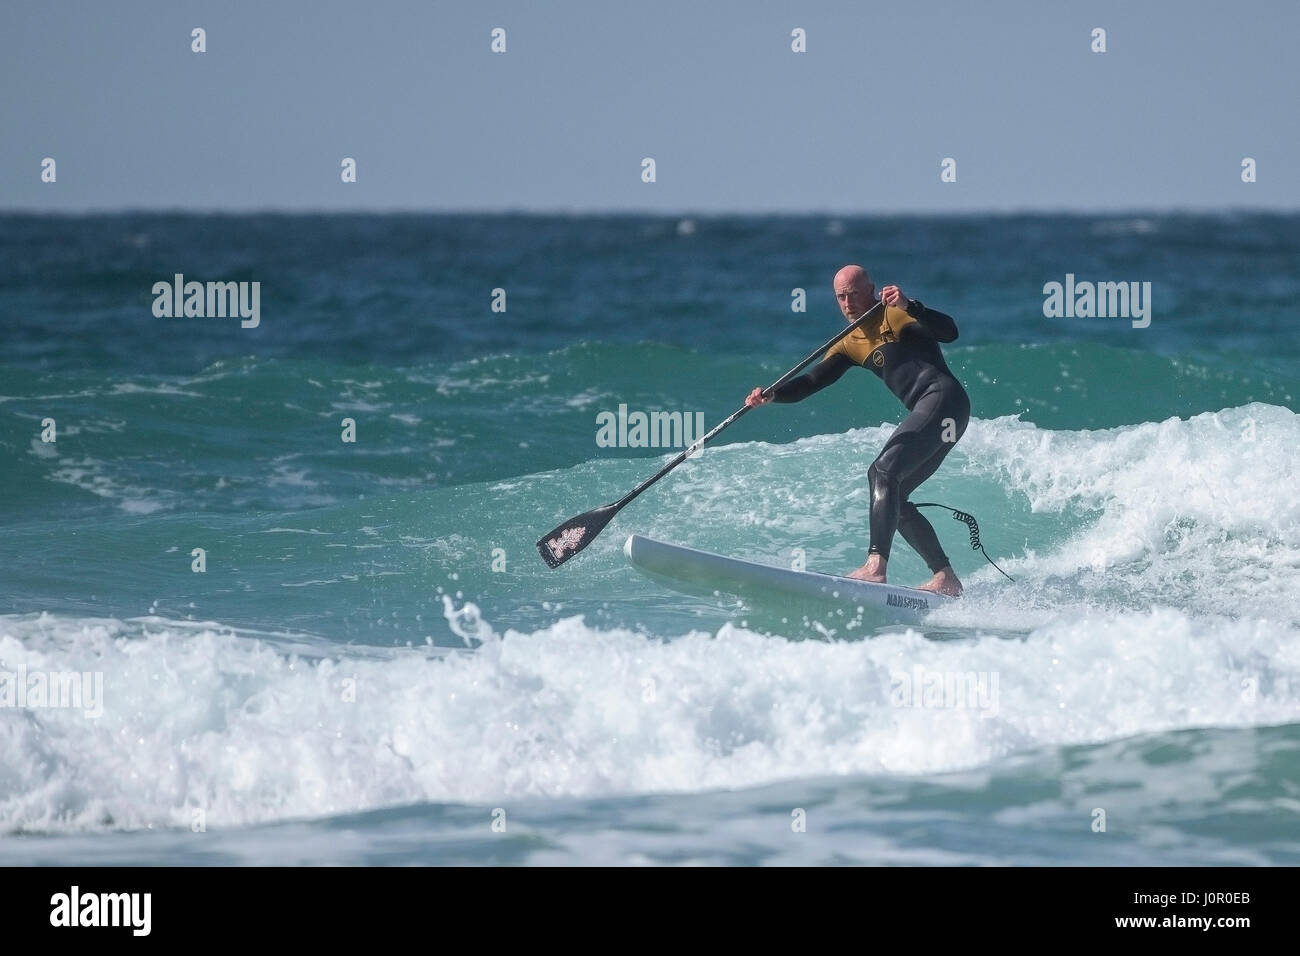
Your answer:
868;461;897;502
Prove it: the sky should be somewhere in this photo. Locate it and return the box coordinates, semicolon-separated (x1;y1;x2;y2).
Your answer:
2;0;1298;213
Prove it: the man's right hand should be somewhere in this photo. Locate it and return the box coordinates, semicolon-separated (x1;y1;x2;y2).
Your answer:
745;387;772;407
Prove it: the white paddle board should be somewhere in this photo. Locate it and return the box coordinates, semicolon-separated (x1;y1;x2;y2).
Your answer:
624;534;949;618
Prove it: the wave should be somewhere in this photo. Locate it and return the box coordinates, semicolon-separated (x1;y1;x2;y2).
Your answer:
1;596;1296;834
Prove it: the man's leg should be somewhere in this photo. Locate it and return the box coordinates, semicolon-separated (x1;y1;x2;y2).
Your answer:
847;406;938;581
849;387;968;584
897;459;963;596
897;391;969;594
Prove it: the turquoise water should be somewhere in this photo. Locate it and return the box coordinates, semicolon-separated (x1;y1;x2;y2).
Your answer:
1;213;1298;863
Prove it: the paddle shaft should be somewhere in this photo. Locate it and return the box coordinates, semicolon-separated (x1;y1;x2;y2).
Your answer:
609;301;885;511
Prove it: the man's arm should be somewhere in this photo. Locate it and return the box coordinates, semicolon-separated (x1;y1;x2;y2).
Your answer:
901;299;959;343
770;352;854;402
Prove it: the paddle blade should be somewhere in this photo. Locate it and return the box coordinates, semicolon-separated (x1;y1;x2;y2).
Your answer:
536;504;618;568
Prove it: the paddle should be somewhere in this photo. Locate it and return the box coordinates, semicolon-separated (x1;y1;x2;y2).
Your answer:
535;301;886;568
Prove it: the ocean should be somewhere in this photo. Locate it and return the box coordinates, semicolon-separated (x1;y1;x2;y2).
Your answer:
1;212;1298;864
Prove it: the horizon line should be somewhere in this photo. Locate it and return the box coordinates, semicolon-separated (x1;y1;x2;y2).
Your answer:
3;204;1298;218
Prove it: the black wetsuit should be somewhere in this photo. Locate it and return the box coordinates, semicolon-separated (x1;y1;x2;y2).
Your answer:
770;299;970;572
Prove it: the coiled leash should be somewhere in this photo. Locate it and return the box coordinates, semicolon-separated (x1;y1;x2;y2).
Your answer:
913;502;1015;582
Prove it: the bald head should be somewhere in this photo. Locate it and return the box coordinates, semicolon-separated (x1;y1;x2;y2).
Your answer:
834;265;870;289
833;264;875;321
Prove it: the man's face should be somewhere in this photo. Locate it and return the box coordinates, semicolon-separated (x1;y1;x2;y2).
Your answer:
834;276;875;321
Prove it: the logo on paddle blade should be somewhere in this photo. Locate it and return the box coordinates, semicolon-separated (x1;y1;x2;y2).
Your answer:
546;526;586;560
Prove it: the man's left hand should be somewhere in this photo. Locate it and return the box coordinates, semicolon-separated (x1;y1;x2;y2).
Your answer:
880;285;911;312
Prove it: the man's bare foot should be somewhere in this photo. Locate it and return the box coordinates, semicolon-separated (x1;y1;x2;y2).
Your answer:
847;553;887;583
916;565;962;597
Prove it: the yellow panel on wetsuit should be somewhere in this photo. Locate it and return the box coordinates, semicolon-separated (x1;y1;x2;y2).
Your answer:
825;305;918;365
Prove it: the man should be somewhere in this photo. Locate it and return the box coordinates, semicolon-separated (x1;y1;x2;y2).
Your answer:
745;265;969;596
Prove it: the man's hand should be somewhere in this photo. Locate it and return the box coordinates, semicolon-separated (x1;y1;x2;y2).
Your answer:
745;386;772;407
879;285;911;312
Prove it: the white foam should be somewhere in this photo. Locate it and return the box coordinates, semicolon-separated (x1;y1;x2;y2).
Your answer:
953;404;1300;620
0;598;1296;834
108;382;203;397
45;456;173;514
